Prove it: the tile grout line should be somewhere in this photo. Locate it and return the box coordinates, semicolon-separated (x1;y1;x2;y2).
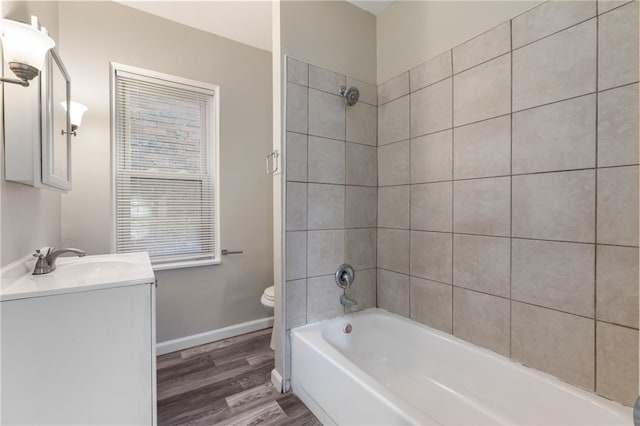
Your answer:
408;72;413;320
343;73;348;315
305;62;310;326
383;80;639;142
509;16;514;359
340;227;639;250
376;266;639;331
450;49;456;335
593;11;600;393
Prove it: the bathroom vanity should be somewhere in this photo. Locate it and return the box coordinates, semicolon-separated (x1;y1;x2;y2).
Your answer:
1;252;157;425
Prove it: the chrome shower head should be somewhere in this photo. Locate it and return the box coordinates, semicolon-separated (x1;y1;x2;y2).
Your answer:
339;85;360;106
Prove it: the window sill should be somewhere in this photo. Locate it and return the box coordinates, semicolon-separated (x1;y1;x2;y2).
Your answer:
152;258;221;272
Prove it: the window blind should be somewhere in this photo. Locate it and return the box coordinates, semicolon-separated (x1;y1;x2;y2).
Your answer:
113;67;218;267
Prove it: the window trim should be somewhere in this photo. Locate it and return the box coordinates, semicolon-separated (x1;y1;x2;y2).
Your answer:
109;62;221;270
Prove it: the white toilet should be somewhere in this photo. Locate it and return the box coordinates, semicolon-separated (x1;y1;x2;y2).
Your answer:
260;286;275;350
260;285;275;315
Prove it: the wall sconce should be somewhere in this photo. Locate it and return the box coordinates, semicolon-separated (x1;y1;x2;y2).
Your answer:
0;17;55;87
60;101;87;136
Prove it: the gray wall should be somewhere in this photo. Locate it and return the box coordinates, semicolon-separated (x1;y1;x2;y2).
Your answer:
376;0;638;406
1;1;62;266
57;1;273;343
281;0;376;84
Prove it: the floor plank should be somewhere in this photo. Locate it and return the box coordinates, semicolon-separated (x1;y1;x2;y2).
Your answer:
157;328;320;425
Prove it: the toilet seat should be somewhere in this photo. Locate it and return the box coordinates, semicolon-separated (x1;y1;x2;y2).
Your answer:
261;286;275;308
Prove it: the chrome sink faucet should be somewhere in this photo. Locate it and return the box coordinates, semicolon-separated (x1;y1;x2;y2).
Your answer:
32;247;86;275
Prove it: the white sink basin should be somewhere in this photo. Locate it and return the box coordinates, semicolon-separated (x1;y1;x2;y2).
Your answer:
1;252;154;301
54;258;139;281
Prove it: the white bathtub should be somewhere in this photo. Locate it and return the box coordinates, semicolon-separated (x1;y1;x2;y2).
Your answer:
291;309;632;425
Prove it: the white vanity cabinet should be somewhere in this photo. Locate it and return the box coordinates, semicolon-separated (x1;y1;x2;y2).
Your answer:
0;253;156;425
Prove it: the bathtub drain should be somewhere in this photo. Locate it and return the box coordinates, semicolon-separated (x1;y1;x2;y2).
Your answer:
343;323;352;334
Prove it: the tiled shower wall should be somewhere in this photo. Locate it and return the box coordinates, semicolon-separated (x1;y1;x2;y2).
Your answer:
284;58;378;333
376;0;639;406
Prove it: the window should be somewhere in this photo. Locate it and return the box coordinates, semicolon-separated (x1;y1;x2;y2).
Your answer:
111;63;219;269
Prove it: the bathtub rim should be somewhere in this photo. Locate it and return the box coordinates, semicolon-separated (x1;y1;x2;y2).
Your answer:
291;314;435;425
291;308;632;424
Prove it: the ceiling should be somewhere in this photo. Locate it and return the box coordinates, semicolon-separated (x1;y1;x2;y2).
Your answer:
347;0;394;15
115;1;274;52
115;0;393;53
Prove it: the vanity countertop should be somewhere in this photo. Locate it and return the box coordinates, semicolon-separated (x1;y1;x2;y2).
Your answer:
0;252;155;302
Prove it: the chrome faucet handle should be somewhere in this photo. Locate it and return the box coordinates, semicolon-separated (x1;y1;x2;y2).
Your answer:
32;249;51;275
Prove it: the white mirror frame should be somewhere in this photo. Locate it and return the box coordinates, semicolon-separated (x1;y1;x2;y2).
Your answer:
41;48;71;191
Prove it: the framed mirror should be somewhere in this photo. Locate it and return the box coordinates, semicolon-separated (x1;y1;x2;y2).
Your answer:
3;46;72;192
41;48;72;191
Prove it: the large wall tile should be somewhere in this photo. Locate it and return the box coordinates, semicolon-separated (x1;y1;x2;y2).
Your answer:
345;186;377;228
598;84;639;167
307;184;344;230
286;132;307;182
597;245;639;328
453;288;510;356
307;275;344;322
410;51;452;92
453;177;511;237
454;54;510;126
285;279;307;329
307;230;344;277
377;229;410;274
512;95;596;174
454;115;510;179
378;140;410;186
348;77;377;106
308;136;345;184
511;302;595;390
286;83;308;133
410;231;452;283
597;166;638;246
286;182;307;231
453;22;510;73
346;268;376;312
599;0;633;14
596;322;639;406
410;277;452;333
345;228;377;270
512;1;596;49
308;89;345;140
411;78;452;137
287;57;308;86
309;65;345;94
378;95;410;145
410;182;452;232
453;234;510;298
513;19;596;111
411;130;452;183
512;170;595;243
347;102;377;146
286;231;306;281
346;143;377;187
378;72;409;105
377;269;410;316
599;1;639;90
378;186;410;229
512;239;595;317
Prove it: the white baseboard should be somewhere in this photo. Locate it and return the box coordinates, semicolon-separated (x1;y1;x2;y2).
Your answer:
271;368;284;393
156;316;274;355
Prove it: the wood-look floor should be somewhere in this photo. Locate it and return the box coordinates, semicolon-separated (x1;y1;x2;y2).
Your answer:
157;328;321;426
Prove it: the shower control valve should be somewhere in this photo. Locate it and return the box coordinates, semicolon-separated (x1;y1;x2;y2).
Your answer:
335;264;355;289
